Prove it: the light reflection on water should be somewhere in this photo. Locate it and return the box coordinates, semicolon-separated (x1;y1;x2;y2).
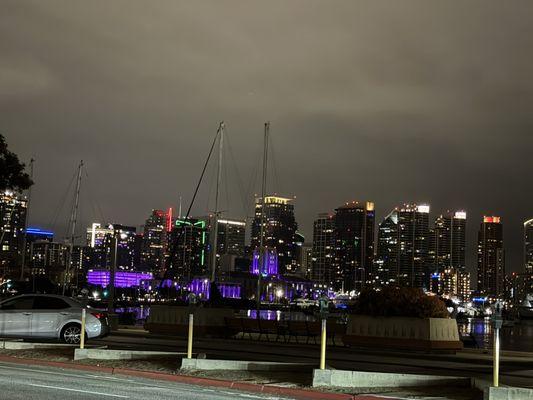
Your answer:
458;318;533;352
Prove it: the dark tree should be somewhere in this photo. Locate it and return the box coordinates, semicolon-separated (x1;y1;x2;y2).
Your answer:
0;134;33;192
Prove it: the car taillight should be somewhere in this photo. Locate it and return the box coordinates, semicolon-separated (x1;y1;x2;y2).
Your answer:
91;312;106;319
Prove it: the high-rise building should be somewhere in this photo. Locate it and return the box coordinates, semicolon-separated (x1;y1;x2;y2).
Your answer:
397;204;430;288
167;218;208;281
334;201;375;292
22;227;54;267
86;223;136;271
202;217;246;274
428;211;467;274
524;218;533;273
299;243;313;279
427;211;467;295
87;223;114;269
0;191;27;271
477;216;505;297
141;210;171;275
217;219;246;257
250;196;298;275
374;210;399;286
113;224;136;271
30;241;67;279
311;213;336;285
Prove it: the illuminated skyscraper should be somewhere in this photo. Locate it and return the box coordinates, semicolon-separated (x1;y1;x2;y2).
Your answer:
334;201;375;292
86;223;136;271
477;216;505;297
0;191;27;271
167;218;207;281
311;213;336;285
428;211;467;294
250;196;298;275
397;204;430;288
141;209;171;275
524;218;533;273
374;210;399;286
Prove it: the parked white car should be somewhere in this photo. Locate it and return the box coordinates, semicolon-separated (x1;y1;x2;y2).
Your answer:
0;294;109;344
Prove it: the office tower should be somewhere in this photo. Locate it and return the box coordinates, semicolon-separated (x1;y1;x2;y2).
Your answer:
299;243;313;279
23;227;54;265
167;218;208;281
0;191;27;271
30;241;67;279
456;270;471;300
202;217;246;273
428;211;467;274
334;201;375;292
427;211;467;295
86;223;136;270
524;218;533;273
70;245;91;277
451;211;467;271
141;210;171;275
133;233;143;268
311;213;336;285
112;224;136;270
250;196;298;276
87;223;114;269
293;232;305;274
477;216;505;297
397;204;430;288
374;210;399;287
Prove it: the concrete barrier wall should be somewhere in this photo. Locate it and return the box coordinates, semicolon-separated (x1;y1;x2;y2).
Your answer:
484;386;533;400
145;306;235;336
313;369;470;388
342;315;462;350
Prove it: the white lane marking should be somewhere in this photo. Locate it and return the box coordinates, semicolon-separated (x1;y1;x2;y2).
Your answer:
28;383;128;398
0;364;114;381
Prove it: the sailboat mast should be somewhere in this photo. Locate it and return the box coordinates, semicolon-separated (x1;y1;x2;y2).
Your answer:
20;158;35;280
210;122;224;283
62;160;83;295
256;122;269;309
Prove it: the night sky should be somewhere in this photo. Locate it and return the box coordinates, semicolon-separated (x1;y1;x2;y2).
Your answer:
2;1;533;276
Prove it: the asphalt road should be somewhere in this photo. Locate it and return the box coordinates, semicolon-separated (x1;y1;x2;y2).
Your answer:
95;329;533;389
0;361;290;400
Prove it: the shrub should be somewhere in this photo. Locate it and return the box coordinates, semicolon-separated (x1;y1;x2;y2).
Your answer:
352;286;449;318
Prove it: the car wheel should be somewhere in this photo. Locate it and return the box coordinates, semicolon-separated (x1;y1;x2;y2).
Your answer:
61;324;81;344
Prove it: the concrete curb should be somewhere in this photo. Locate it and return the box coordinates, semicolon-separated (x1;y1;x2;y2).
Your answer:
181;358;315;371
0;355;394;400
74;348;184;360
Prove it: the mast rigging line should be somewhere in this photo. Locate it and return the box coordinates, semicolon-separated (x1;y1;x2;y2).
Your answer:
158;122;223;290
48;169;78;232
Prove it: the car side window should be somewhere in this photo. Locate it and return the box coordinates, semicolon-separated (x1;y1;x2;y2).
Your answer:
32;297;69;310
0;297;34;310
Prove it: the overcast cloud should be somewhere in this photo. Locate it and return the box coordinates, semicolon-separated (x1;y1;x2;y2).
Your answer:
2;1;533;274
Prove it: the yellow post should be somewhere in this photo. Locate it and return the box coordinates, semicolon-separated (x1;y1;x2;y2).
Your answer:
320;318;327;370
493;327;500;387
80;308;86;349
187;313;193;359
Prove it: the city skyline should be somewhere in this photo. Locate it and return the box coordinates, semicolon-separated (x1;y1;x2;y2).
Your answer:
3;1;533;274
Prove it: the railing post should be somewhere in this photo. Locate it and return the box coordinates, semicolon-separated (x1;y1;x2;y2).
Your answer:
187;313;194;359
80;308;86;349
320;318;327;370
493;326;500;387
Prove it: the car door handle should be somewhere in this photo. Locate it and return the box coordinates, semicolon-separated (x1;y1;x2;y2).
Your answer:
22;312;32;316
60;312;69;315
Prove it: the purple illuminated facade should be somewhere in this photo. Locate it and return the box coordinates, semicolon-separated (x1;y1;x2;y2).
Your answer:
250;249;278;276
188;278;241;300
87;269;153;288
